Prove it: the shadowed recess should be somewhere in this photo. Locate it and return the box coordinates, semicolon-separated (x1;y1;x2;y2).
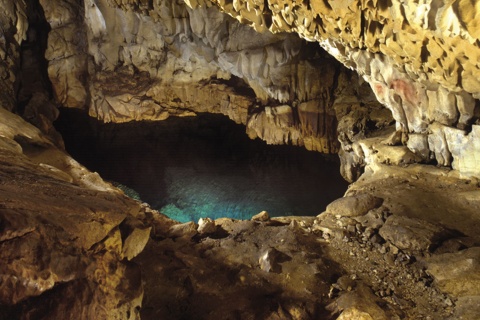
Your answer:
55;109;348;222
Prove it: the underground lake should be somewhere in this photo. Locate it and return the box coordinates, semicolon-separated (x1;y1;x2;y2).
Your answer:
55;110;348;222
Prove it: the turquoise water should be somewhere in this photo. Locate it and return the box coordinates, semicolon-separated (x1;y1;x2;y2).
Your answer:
56;111;348;223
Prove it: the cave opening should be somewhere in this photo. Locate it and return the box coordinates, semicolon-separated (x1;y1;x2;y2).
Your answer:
55;109;348;222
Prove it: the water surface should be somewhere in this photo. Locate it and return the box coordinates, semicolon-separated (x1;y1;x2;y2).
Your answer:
55;110;348;222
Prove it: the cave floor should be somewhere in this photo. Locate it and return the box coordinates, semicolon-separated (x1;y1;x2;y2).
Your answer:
135;163;480;320
1;108;480;319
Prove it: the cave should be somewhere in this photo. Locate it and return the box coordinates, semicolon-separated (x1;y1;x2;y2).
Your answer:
55;109;348;222
1;0;480;319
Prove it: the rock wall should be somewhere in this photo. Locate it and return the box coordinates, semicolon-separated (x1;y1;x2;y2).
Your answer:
3;0;480;178
0;107;154;319
1;1;480;319
41;0;378;153
36;0;480;179
177;0;480;179
0;1;28;111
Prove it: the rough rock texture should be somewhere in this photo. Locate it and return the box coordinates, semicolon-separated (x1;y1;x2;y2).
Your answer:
40;0;380;153
0;1;28;112
1;0;480;319
9;0;480;179
0;108;152;318
178;0;480;179
2;107;479;318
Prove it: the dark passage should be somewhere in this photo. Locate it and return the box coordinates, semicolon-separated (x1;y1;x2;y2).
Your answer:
55;110;348;222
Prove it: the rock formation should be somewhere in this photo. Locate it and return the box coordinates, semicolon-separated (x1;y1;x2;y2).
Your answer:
184;0;480;179
40;0;384;154
1;0;480;319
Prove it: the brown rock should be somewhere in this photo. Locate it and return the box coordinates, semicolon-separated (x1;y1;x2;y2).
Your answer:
379;215;447;252
168;222;198;238
326;194;383;217
426;247;480;297
252;210;270;222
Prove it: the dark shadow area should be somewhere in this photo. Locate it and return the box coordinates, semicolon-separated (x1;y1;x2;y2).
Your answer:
55;109;348;222
16;0;53;114
135;220;344;320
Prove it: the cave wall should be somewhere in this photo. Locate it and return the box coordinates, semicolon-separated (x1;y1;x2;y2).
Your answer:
35;0;480;180
176;0;480;179
2;0;480;179
1;2;480;318
40;0;380;154
0;1;28;111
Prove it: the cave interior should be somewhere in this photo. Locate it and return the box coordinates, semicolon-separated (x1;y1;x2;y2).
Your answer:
1;0;480;319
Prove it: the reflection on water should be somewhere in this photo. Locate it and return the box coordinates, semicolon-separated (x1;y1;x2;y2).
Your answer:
55;110;348;222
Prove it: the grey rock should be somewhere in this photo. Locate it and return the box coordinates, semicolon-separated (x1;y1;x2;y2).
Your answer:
353;207;386;230
258;247;290;273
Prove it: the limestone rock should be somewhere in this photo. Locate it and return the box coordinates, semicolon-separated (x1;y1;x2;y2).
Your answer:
328;282;389;320
353;208;386;230
406;133;430;161
426;247;480;297
326;194;383;217
197;217;216;234
337;308;375;320
39;0;373;154
176;0;480;179
168;221;198;238
258;247;287;273
122;225;152;261
0;0;28;112
379;215;448;252
0;108;148;318
251;210;270;222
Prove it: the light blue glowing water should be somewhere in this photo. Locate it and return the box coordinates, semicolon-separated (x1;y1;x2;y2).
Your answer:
157;167;301;222
56;111;347;223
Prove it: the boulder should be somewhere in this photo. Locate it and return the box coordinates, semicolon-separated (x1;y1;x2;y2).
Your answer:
326;194;383;217
251;210;270;222
425;247;480;297
379;215;447;252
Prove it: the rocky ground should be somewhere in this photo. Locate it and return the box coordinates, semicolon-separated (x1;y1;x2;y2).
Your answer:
136;163;480;319
0;105;479;319
1;106;480;319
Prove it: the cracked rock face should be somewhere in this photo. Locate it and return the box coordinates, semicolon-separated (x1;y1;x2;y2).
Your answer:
0;108;152;319
40;0;379;153
2;0;480;319
176;0;480;178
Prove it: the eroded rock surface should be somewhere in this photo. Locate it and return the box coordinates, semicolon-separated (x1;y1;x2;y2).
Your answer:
2;102;479;319
39;0;381;153
174;0;480;179
1;0;480;319
0;108;151;319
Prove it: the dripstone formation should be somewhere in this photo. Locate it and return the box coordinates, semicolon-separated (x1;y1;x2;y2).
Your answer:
1;0;480;319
